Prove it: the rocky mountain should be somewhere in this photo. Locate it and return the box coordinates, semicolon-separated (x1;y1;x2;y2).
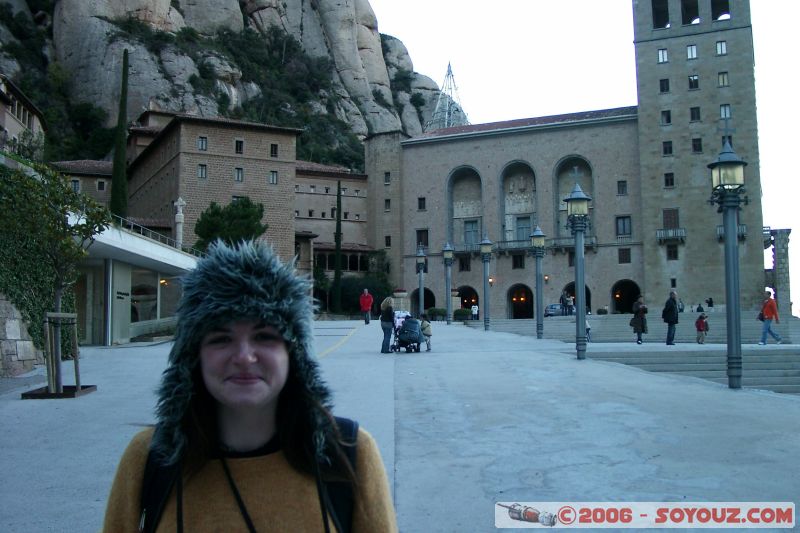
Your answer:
1;0;444;141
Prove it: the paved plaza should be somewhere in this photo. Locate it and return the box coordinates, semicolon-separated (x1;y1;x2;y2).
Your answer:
1;321;798;532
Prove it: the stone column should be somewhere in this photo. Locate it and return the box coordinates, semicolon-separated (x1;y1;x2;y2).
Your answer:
771;229;792;339
174;197;186;250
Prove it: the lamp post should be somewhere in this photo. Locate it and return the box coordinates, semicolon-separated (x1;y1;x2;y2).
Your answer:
564;183;592;360
443;242;454;325
530;226;546;339
416;244;426;318
480;236;493;331
708;138;747;389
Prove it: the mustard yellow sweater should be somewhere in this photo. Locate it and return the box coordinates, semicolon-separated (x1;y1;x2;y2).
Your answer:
102;427;397;533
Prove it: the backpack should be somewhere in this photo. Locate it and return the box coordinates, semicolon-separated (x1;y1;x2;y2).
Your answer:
139;417;359;533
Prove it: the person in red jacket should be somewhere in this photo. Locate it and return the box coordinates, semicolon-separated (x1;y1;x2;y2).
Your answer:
359;288;374;324
759;290;782;345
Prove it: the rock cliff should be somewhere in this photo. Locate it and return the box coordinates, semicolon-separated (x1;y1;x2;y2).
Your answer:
41;0;442;138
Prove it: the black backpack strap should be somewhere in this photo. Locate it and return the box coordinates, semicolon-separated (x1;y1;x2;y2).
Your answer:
324;416;359;533
139;448;179;533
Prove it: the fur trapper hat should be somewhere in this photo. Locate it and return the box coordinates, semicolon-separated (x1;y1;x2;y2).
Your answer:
151;240;330;464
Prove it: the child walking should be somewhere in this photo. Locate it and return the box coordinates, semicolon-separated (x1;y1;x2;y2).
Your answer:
695;313;708;344
420;314;433;352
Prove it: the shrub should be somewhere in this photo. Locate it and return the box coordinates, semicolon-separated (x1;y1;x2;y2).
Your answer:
453;308;471;321
425;307;447;321
596;308;608;315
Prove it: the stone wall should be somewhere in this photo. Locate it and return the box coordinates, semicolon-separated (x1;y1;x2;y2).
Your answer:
0;294;42;377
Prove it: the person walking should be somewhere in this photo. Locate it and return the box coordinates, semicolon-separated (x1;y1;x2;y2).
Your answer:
560;291;568;316
695;313;708;344
758;290;782;345
379;296;395;353
630;295;648;344
471;304;479;321
101;241;397;533
662;290;679;345
359;288;374;325
566;294;574;316
420;314;433;351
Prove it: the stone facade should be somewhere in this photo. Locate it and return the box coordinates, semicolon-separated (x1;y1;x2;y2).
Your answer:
127;114;300;260
364;0;772;319
0;294;41;377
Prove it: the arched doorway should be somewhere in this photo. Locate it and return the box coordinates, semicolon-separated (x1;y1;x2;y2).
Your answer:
410;288;436;316
611;280;641;313
507;284;533;318
458;286;479;309
564;282;592;314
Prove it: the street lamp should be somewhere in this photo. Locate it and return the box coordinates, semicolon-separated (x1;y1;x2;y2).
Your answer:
480;236;493;331
708;138;748;389
416;244;426;318
564;183;592;360
442;242;454;325
530;226;546;339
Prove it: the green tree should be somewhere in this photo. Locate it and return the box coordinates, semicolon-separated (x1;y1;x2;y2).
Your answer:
0;163;111;387
194;197;268;251
110;49;129;218
331;180;343;312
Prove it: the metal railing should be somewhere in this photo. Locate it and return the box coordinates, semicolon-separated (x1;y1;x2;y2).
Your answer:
716;224;747;241
453;242;482;254
655;228;687;243
549;236;598;249
495;239;531;251
111;214;205;258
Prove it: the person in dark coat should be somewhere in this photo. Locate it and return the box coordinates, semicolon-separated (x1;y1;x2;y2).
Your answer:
630;295;648;344
662;290;679;345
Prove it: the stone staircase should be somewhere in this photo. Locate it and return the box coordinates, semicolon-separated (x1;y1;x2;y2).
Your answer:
464;313;800;394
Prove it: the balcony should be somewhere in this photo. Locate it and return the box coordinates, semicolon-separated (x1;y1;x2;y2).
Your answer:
715;224;747;242
495;239;531;254
453;242;482;254
656;228;686;244
548;236;597;253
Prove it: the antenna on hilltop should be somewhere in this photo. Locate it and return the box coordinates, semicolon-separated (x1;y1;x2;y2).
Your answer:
425;62;470;132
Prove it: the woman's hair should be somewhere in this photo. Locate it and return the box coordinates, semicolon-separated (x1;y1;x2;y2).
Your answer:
380;296;394;310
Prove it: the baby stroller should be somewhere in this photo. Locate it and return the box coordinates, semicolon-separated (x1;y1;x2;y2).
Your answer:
391;312;424;353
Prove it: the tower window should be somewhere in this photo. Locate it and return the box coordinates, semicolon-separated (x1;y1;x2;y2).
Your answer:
512;254;525;269
384;172;391;185
658;48;669;63
686;44;697;60
720;104;731;119
652;0;670;29
418;197;426;210
269;170;278;184
235;139;244;154
718;72;729;87
711;0;731;21
618;248;631;264
716;41;728;55
681;0;700;25
616;216;632;237
617;180;628;196
384;199;391;211
692;138;703;153
690;107;701;122
234;167;244;182
661;110;672;125
688;75;699;90
659;78;670;93
270;143;278;157
385;235;391;247
664;172;675;188
662;141;673;156
667;244;679;261
197;136;208;151
197;164;207;179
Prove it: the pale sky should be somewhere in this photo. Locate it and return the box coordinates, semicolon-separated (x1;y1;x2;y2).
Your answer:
368;0;797;315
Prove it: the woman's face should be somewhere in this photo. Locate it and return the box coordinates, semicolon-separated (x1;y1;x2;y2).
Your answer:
199;320;290;414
